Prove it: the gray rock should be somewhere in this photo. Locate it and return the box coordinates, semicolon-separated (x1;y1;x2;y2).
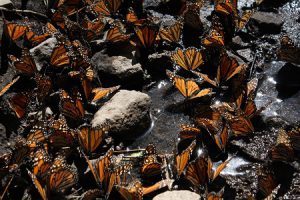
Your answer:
237;48;253;62
30;37;57;71
91;52;143;82
249;11;283;34
92;90;151;140
232;36;250;49
153;190;200;200
11;0;47;13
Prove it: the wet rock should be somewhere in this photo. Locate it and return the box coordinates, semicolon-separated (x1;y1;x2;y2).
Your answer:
249;12;283;35
92;90;151;140
230;129;278;161
147;51;173;77
153;190;200;200
11;0;47;13
223;163;261;199
237;48;253;62
231;36;250;49
91;52;143;88
30;37;58;71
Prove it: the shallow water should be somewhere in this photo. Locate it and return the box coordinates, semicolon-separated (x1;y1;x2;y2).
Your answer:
130;80;190;153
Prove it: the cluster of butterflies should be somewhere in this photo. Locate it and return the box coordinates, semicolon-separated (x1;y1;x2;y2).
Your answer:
0;0;298;199
165;0;261;157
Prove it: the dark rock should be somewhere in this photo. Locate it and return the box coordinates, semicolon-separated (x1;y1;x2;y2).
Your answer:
223;163;261;199
230;129;278;161
11;0;47;14
92;90;151;140
236;48;253;62
248;11;283;35
231;36;250;50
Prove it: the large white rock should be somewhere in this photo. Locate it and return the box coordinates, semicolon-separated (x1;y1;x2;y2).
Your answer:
153;190;200;200
92;90;151;139
91;52;143;81
30;37;58;71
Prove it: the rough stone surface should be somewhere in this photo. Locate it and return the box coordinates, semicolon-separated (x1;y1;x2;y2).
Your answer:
30;37;57;71
153;190;200;200
231;36;250;49
91;52;143;84
249;11;284;34
92;90;151;140
237;48;253;62
11;0;47;13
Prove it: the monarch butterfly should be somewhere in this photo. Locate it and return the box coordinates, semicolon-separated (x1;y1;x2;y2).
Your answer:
51;0;81;16
277;35;300;64
207;156;232;182
49;128;76;148
126;7;145;26
88;0;123;17
181;2;203;31
214;0;237;16
50;42;71;68
34;74;52;102
141;144;162;179
71;40;91;70
287;127;300;152
59;90;85;120
213;123;229;151
235;10;254;31
8;92;31;118
51;9;66;29
9;138;31;169
134;24;159;49
156;19;183;44
185;156;208;187
207;188;224;200
78;125;107;154
68;67;94;99
31;149;52;177
3;20;28;41
257;168;278;199
25;22;58;45
179;124;201;140
202;29;225;47
28;163;78;199
27;123;48;144
166;70;213;99
194;105;222;134
9;49;37;76
47;165;78;193
174;140;196;177
170;47;204;71
104;24;131;43
82;16;106;41
0;76;20;97
91;85;120;102
102;163;132;198
83;147;114;185
116;180;143;200
198;53;245;87
269;129;294;162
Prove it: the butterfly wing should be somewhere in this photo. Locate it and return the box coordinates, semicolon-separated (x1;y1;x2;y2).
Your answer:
185;156;208;187
0;76;19;97
175;140;196;177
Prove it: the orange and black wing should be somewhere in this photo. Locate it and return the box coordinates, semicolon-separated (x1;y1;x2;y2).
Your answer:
78;125;106;153
157;19;183;43
50;42;71;68
0;76;20;97
175;140;196;177
91;85;120;102
134;25;159;49
170;47;204;71
9;49;37;75
185;156;208;187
